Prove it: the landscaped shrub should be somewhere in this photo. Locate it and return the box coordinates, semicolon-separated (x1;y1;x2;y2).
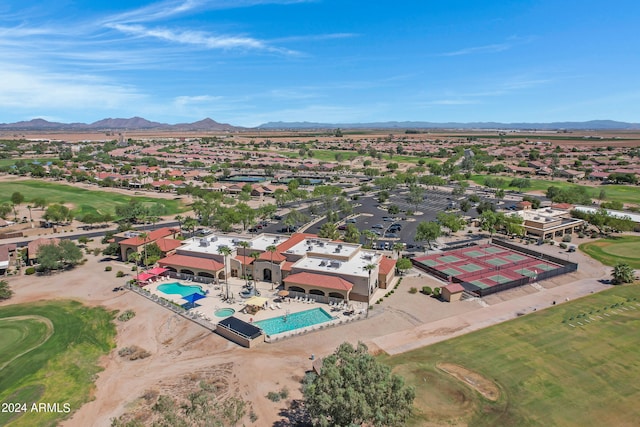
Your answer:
562;235;572;242
116;270;125;278
117;309;136;322
559;243;568;249
409;287;418;294
433;287;441;297
25;267;36;275
422;286;432;295
266;391;281;402
118;345;151;360
279;387;289;399
131;266;137;271
105;266;112;272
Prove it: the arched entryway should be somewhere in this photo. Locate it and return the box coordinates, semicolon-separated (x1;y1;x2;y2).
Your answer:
180;269;194;275
197;272;215;278
309;289;325;296
165;266;177;273
328;292;344;300
288;285;305;293
263;268;272;282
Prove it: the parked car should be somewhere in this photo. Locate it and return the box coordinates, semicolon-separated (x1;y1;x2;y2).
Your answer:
248;227;258;232
346;218;357;223
273;215;283;220
338;224;347;230
372;224;384;229
382;216;394;221
384;232;399;238
371;230;382;236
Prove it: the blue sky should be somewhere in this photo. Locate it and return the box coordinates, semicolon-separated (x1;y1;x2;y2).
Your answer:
1;0;639;126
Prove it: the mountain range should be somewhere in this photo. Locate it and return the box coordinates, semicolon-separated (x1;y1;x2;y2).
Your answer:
257;119;640;131
1;117;638;131
0;117;238;131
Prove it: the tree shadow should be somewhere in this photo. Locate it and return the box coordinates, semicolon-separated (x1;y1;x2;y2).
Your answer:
272;399;312;427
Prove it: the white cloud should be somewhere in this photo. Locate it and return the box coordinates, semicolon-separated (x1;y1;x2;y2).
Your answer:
110;24;260;49
441;43;512;57
0;65;145;112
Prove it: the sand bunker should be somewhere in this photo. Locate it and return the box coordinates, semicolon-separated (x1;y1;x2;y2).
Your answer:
437;363;500;401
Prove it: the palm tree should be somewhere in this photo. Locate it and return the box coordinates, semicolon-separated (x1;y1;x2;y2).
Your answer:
237;241;251;288
392;242;404;259
363;263;376;317
139;232;149;266
218;245;232;299
362;230;376;249
250;251;260;284
27;205;33;223
183;216;197;237
612;263;635;285
174;214;183;233
266;244;278;290
318;222;340;240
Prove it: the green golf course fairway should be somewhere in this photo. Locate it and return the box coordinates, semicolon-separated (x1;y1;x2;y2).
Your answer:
0;179;186;218
0;301;116;427
580;235;640;269
380;283;640;426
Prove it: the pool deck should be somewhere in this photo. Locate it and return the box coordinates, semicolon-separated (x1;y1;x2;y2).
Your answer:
144;276;367;326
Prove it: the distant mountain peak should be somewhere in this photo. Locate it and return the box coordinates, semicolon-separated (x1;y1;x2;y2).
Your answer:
0;117;242;131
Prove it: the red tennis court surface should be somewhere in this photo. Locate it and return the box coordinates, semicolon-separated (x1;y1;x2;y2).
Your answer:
413;243;563;292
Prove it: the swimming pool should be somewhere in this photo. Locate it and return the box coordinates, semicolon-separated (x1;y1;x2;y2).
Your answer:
255;308;334;336
214;308;236;317
157;282;205;298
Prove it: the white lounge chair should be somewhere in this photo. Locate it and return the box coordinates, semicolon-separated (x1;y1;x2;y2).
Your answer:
270;304;276;310
276;303;282;309
329;301;335;307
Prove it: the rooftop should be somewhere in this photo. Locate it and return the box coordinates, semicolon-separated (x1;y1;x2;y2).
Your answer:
178;235;253;256
284;237;361;260
292;250;381;278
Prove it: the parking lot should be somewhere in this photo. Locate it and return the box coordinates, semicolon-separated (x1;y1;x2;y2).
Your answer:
246;185;518;252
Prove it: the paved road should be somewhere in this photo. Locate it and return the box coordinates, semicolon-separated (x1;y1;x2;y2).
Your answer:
2;221;180;248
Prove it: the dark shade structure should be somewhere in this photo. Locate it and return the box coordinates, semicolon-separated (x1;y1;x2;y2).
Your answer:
217;316;262;340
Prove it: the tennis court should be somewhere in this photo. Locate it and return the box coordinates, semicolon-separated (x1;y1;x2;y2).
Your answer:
413;241;569;295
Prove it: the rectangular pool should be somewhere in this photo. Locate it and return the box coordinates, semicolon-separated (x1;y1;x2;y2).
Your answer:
255;308;334;336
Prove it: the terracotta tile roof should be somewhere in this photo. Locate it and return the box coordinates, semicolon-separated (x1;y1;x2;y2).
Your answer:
444;283;465;293
155;238;182;253
282;261;295;271
27;237;61;260
258;251;287;262
284;272;353;291
551;203;574;210
379;256;396;275
235;255;256;265
120;228;177;247
275;233;317;253
158;254;223;271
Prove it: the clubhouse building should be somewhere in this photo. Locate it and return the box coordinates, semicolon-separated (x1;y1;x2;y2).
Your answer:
135;232;396;304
